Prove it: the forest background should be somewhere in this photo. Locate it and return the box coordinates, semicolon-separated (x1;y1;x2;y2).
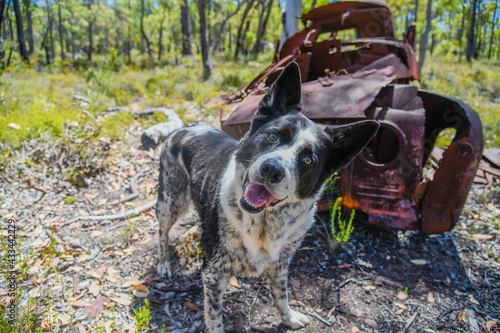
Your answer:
0;0;499;150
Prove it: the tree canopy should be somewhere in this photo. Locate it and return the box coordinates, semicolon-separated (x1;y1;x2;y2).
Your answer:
0;0;498;70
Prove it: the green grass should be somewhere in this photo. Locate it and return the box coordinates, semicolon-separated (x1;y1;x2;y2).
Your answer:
420;58;500;148
1;56;498;160
0;57;267;147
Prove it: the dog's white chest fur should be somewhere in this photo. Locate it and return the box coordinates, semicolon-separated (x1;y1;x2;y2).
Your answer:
239;210;309;274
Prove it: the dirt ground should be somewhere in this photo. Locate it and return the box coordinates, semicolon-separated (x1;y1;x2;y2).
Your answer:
1;120;499;333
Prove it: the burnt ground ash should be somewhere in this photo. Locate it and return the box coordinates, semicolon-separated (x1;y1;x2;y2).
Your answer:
0;120;498;333
147;207;499;333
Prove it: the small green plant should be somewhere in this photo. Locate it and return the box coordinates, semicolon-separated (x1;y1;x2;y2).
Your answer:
317;174;355;253
63;196;77;204
324;174;339;203
134;299;151;332
121;220;137;246
329;197;355;250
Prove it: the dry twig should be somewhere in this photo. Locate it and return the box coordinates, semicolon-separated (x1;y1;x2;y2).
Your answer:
63;199;157;226
402;312;419;333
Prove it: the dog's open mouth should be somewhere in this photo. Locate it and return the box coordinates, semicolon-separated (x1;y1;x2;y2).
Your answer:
240;180;279;213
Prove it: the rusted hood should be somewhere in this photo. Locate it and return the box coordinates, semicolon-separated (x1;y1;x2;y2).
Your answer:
223;65;396;126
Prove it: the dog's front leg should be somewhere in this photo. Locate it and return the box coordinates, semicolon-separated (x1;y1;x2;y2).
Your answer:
265;262;310;329
202;266;228;333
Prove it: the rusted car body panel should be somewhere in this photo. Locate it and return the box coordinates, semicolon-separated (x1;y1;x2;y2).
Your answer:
208;0;483;234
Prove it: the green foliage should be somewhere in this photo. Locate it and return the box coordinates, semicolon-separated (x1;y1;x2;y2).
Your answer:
1;0;283;67
330;197;355;245
324;173;338;202
0;69;83;144
63;196;77;205
134;299;151;332
420;58;500;147
0;58;266;145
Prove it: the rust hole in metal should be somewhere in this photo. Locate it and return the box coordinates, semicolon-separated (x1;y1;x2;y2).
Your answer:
337;28;357;40
363;124;401;165
316;32;334;42
457;142;474;159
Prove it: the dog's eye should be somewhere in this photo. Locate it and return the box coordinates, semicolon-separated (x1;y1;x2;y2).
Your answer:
268;132;279;141
303;156;313;165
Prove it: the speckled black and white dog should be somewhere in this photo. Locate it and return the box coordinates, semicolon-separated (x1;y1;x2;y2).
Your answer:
156;62;379;332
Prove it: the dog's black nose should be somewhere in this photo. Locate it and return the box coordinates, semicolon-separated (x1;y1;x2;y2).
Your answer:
260;160;284;183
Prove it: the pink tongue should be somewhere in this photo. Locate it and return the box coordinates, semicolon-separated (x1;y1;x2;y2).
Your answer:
245;182;277;207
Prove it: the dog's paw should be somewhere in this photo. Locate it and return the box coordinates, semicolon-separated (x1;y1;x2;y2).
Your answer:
157;261;172;278
282;309;310;329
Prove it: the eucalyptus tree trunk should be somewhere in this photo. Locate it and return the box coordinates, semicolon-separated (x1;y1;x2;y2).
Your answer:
12;0;29;62
458;3;466;62
234;0;255;59
198;0;211;79
466;0;478;62
0;0;6;62
58;2;65;60
6;2;15;66
87;0;93;61
279;0;302;51
212;0;243;55
23;0;35;55
180;0;192;56
0;0;6;29
158;11;166;62
414;0;419;22
417;0;432;71
40;12;52;64
126;0;131;63
46;0;55;60
140;0;153;59
252;0;273;56
474;0;483;58
413;0;419;46
488;0;498;59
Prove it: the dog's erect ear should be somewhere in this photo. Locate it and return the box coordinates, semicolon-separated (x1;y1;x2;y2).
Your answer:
255;61;302;119
325;120;380;170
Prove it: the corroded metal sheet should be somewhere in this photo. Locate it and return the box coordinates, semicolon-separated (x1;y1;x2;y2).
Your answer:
222;66;396;127
418;91;483;234
340;85;426;230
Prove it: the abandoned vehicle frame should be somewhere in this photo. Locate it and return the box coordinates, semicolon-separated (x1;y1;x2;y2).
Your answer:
208;0;484;234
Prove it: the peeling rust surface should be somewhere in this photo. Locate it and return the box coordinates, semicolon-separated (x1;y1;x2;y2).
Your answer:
340;84;426;231
418;91;483;234
209;0;483;233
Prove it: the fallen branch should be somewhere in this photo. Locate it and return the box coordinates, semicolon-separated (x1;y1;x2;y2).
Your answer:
248;286;262;327
90;169;145;208
401;312;418;333
119;169;145;203
136;108;183;150
309;311;333;326
290;301;333;326
63;199;157;226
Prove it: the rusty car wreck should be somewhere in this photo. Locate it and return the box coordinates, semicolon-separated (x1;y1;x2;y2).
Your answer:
208;0;483;234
